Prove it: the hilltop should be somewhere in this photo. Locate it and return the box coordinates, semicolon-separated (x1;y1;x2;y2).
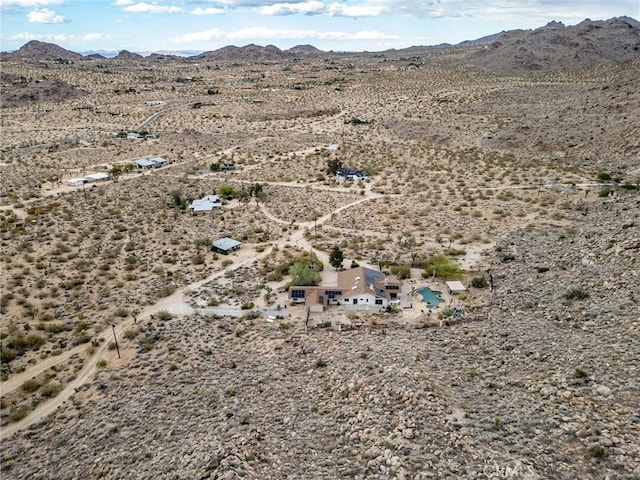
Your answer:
2;16;638;69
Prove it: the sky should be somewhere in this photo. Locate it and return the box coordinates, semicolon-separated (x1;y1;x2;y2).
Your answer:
1;0;639;54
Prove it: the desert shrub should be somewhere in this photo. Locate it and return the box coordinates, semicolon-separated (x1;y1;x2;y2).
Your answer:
241;301;254;310
9;405;29;423
22;378;41;393
156;310;173;321
564;288;589;300
191;254;205;265
208;297;220;306
115;307;129;318
596;172;611;182
123;328;139;340
588;445;606;459
40;382;60;397
471;277;488;288
315;358;328;368
390;264;411;279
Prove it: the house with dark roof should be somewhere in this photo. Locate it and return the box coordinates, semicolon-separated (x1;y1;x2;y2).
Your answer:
288;266;402;312
336;168;371;182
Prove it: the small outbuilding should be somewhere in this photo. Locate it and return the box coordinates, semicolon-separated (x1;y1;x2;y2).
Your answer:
445;281;466;295
212;237;241;254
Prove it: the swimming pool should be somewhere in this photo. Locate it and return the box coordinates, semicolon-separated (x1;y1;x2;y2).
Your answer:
416;286;443;308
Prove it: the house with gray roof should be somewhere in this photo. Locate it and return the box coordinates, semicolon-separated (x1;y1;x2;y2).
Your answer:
212;237;241;254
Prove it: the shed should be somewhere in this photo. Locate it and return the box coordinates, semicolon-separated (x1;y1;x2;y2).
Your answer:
212;237;241;254
445;281;466;295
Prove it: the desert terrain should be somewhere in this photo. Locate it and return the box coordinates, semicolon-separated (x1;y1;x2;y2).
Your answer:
1;17;639;479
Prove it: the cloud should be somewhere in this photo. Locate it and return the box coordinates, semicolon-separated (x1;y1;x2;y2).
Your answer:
4;31;105;42
28;7;65;22
191;6;225;15
259;1;324;15
1;0;63;7
169;28;223;43
259;1;389;17
122;2;185;14
169;25;399;44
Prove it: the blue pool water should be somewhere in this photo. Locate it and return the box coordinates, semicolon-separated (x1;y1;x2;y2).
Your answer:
416;287;443;308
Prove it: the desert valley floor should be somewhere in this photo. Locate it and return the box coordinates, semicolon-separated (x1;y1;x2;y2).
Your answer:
1;30;639;479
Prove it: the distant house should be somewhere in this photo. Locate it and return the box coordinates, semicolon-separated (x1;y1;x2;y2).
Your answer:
212;237;241;254
145;100;165;107
336;168;371;182
220;162;236;170
67;172;111;186
85;172;110;182
148;156;167;167
189;195;222;212
133;156;167;169
127;132;144;140
60;137;78;145
289;266;402;312
325;144;339;152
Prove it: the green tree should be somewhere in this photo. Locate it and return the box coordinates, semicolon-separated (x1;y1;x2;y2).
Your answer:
217;184;236;198
288;262;321;287
123;162;136;173
329;246;344;270
195;238;211;254
210;162;221;172
109;165;123;178
422;255;463;280
326;158;343;176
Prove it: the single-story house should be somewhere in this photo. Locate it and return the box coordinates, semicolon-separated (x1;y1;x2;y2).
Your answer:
145;100;164;107
336;168;371;182
289;266;402;312
149;156;167;167
127;132;144;140
445;281;466;295
67;172;111;186
189;195;222;212
134;157;167;169
67;177;90;186
85;172;110;182
212;237;241;254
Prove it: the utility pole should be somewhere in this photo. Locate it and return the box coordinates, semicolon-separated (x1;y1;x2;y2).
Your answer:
110;324;120;359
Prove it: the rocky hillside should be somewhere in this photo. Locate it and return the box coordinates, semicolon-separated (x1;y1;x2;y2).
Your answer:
1;40;83;62
2;191;638;479
0;73;86;106
195;44;293;62
466;17;640;72
115;49;144;60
